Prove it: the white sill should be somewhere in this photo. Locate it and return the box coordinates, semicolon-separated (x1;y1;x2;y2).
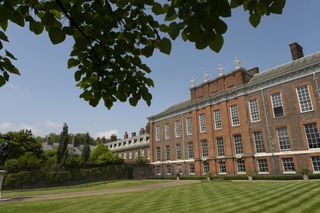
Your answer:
232;124;240;127
237;172;246;175
166;173;171;176
313;171;320;174
283;171;296;174
215;127;222;130
251;120;261;123
189;173;195;176
219;173;227;175
258;172;269;175
300;109;314;113
199;131;207;133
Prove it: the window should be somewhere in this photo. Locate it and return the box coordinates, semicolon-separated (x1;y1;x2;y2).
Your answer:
199;113;207;133
277;128;291;151
219;161;226;174
271;92;284;117
304;123;320;149
296;85;313;113
129;152;132;159
155;126;160;141
189;164;195;174
216;137;225;157
165;124;170;139
282;158;295;173
123;153;127;160
156;147;160;161
201;140;208;157
214;110;222;129
166;165;171;175
254;132;266;153
258;159;269;173
188;143;194;159
249;99;260;122
230;105;240;126
233;135;243;155
156;166;161;175
166;145;171;160
175;120;182;138
176;144;181;160
203;162;209;173
134;151;138;158
177;164;182;174
186;117;193;135
236;160;246;173
311;156;320;173
141;149;145;157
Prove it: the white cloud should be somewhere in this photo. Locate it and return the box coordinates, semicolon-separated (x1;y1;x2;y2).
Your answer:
95;129;118;139
0;120;63;136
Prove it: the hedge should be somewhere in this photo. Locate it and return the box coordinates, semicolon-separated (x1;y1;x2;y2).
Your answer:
3;165;128;189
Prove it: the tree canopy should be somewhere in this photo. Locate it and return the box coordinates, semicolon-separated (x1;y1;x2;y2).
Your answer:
0;0;286;108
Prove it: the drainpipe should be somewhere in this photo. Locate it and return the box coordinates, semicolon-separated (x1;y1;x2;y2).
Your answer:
260;89;277;175
181;115;186;176
312;72;320;101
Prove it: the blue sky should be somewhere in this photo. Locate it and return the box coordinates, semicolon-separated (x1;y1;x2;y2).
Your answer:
1;1;320;138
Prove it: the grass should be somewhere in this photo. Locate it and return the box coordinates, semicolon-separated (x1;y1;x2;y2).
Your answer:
2;180;165;197
1;180;320;212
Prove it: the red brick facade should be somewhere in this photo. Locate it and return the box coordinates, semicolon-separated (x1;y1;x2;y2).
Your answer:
148;47;320;177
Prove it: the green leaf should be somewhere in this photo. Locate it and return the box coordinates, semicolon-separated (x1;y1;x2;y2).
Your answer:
0;20;8;31
209;34;224;53
0;31;8;42
10;12;25;27
165;7;177;21
158;38;171;55
159;24;169;33
48;27;66;44
230;0;244;8
29;21;44;35
0;76;6;87
142;45;154;57
74;70;82;81
68;58;80;69
168;22;180;40
152;3;164;15
249;14;261;28
214;19;228;34
270;0;286;14
5;50;17;60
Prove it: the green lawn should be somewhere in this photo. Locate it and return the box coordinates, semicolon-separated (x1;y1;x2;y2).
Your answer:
1;180;320;213
2;180;165;197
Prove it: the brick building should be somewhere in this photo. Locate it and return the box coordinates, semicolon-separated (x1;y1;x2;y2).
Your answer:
107;126;150;164
147;43;320;177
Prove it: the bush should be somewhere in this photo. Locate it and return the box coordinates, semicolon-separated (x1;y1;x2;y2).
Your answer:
253;175;302;180
5;152;42;173
308;174;320;179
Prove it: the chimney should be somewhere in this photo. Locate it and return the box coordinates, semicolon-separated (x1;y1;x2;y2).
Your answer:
139;128;145;135
247;67;259;76
289;42;304;60
124;131;128;139
145;123;150;134
131;132;136;137
110;134;117;142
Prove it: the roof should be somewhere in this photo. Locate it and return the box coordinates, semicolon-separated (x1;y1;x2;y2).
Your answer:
148;51;320;121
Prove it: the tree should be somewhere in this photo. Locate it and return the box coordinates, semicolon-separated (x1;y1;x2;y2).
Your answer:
0;0;286;108
81;133;91;164
90;144;122;166
56;123;69;168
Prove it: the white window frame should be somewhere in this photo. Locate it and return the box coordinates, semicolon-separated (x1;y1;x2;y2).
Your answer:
156;147;160;161
311;156;320;174
296;85;313;113
176;144;181;160
199;113;207;133
233;134;243;155
214;109;222;130
276;127;291;151
254;131;266;153
304;123;320;149
175;120;182;138
201;140;208;157
155;126;160;142
236;159;246;174
218;161;227;174
271;92;285;118
248;99;260;122
189;163;195;175
188;143;194;159
165;124;170;139
282;158;296;174
166;145;171;161
216;137;225;157
186;117;192;135
203;162;210;174
257;159;269;174
230;105;240;126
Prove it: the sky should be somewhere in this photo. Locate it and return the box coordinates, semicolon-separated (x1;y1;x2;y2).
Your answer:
1;1;320;139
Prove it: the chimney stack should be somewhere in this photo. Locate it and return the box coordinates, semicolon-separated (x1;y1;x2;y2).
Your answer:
124;131;128;139
289;42;304;60
110;134;117;142
139;128;145;135
131;132;136;137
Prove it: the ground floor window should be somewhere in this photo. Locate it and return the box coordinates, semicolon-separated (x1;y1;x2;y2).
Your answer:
282;158;295;173
219;161;226;174
156;166;161;176
258;159;269;173
177;164;182;174
312;156;320;173
236;160;246;173
166;165;171;175
203;162;209;174
189;164;195;175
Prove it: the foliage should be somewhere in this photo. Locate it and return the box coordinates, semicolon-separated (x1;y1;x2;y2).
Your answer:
56;123;69;168
4;152;42;173
64;154;82;169
0;130;43;166
135;156;147;165
81;133;91;164
298;167;311;176
0;0;286;108
90;144;123;166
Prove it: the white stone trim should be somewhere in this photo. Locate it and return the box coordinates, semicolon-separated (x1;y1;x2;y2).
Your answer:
150;159;195;165
254;149;320;157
